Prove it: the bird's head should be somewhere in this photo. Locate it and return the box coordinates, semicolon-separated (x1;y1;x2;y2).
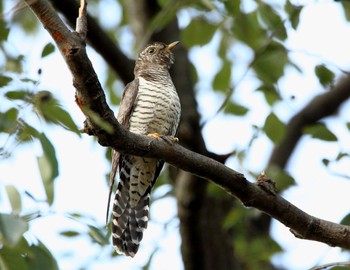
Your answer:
135;41;179;75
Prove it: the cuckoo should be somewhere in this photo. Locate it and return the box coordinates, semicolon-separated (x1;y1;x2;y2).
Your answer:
107;41;181;257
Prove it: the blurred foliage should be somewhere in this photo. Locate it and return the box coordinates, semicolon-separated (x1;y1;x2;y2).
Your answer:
303;123;338;142
1;0;350;269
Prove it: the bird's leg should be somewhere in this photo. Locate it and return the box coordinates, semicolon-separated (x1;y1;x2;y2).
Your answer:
147;133;179;144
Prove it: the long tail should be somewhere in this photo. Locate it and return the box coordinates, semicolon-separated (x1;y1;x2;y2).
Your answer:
111;157;151;257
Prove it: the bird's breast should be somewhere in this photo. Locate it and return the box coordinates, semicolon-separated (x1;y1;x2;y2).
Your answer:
129;77;180;136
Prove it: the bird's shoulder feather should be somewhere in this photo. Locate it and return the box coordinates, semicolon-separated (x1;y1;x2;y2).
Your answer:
117;78;139;128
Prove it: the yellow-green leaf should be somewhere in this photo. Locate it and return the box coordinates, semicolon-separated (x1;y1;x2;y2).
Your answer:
265;166;296;191
263;112;286;144
0;214;28;247
253;42;288;84
37;133;59;205
0;108;18;134
256;84;281;106
225;101;249;116
41;43;55;58
33;91;80;135
181;18;217;47
259;3;287;40
5;90;30;101
285;1;303;30
213;59;231;92
233;10;267;50
0;75;12;87
315;64;335;87
26;241;59;270
5;185;21;214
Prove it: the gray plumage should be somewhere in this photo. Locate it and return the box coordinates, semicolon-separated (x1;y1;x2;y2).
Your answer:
108;41;181;257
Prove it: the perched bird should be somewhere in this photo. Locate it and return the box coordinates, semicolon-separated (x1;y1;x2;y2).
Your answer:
108;41;181;257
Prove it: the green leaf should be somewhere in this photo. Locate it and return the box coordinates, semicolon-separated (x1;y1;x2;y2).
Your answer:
0;75;12;87
60;230;80;237
206;182;227;198
224;0;240;16
266;166;296;191
340;0;350;21
0;214;28;247
262;112;286;144
0;108;19;134
0;21;9;42
83;108;113;134
285;1;303;29
87;225;109;246
321;158;329;167
5;55;24;73
315;64;335;87
181;18;217;47
336;152;349;161
256;84;281;106
37;133;59;205
0;244;27;270
233;10;267;50
41;43;55;58
33;91;80;135
340;213;350;226
258;3;287;40
224;101;249;116
222;207;245;230
303;123;337;142
213;59;231;92
26;241;58;270
16;121;40;143
5;90;31;101
346;122;350;131
5;185;22;214
253;42;288;84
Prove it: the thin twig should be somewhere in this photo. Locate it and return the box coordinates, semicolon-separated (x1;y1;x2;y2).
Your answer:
76;0;87;39
309;261;350;270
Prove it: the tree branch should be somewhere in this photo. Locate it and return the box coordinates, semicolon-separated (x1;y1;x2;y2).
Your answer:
49;0;134;84
25;0;350;250
269;76;350;168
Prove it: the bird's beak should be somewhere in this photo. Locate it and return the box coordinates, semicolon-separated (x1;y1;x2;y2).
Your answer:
165;41;180;52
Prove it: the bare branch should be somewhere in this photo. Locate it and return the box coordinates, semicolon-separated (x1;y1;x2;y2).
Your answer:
76;0;87;38
25;0;350;250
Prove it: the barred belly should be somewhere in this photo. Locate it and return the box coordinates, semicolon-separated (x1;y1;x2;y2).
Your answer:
128;76;180;137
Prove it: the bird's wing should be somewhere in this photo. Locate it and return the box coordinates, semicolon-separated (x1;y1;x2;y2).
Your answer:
106;78;139;224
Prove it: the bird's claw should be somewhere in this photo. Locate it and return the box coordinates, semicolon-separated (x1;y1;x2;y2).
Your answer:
147;133;179;145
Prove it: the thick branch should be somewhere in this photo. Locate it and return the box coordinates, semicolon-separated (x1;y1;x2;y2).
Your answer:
25;0;350;250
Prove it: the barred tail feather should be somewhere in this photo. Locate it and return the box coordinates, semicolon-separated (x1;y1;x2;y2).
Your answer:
112;158;151;257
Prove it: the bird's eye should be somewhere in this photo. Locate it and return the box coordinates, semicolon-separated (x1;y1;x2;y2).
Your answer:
148;48;155;54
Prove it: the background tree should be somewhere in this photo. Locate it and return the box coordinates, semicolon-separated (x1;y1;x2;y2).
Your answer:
1;0;350;269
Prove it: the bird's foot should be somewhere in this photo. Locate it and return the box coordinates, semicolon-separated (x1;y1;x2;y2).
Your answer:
147;133;179;145
147;133;161;139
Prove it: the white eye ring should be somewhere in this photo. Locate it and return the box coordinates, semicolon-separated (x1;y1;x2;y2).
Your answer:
148;48;155;54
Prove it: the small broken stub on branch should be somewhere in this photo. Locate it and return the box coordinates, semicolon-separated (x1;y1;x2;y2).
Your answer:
257;171;277;195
